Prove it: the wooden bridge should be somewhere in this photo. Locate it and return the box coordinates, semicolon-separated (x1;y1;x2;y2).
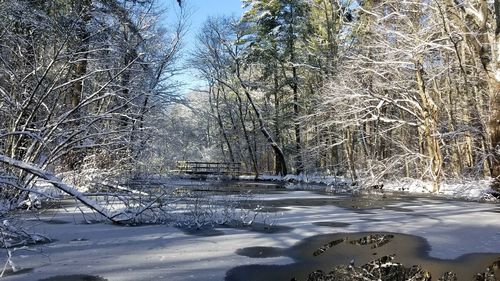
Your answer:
175;161;241;178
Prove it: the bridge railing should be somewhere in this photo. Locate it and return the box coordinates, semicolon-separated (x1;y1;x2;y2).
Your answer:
175;161;241;177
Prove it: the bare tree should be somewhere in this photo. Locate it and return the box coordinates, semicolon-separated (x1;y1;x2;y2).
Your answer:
190;16;288;176
0;0;185;207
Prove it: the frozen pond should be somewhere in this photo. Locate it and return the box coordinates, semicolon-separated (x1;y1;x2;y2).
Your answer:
2;181;500;280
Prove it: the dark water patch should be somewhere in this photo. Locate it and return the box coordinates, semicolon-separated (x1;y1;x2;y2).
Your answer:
225;232;500;281
38;275;108;281
236;246;284;258
312;221;351;228
227;264;303;281
1;267;34;277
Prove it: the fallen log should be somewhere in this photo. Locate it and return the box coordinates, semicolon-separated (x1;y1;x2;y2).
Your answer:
0;154;125;224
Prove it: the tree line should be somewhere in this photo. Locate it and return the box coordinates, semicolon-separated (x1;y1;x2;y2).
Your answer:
0;0;499;195
189;0;500;191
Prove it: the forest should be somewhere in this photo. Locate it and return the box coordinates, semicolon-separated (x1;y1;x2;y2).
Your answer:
181;0;500;193
1;0;500;200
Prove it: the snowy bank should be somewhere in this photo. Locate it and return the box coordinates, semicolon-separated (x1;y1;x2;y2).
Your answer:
240;174;498;201
383;178;497;201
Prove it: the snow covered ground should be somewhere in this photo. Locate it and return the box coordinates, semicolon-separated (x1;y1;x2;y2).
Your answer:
2;188;500;281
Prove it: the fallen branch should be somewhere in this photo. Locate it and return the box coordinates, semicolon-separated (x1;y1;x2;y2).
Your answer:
0;154;125;224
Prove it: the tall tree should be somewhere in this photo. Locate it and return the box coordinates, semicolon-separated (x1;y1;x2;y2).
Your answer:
241;0;312;174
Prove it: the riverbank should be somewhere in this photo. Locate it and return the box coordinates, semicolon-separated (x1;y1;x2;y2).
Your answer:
239;174;498;202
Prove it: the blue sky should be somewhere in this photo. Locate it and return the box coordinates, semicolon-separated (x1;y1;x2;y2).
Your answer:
168;0;244;95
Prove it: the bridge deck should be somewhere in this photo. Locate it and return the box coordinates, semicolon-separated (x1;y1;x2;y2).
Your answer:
175;161;241;177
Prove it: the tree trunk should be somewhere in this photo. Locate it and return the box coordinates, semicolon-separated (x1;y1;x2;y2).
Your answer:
489;0;500;189
490;94;500;187
293;64;302;174
285;2;303;175
213;87;235;162
273;70;284;177
415;57;443;192
63;0;91;170
243;86;287;176
344;128;357;181
226;85;259;177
